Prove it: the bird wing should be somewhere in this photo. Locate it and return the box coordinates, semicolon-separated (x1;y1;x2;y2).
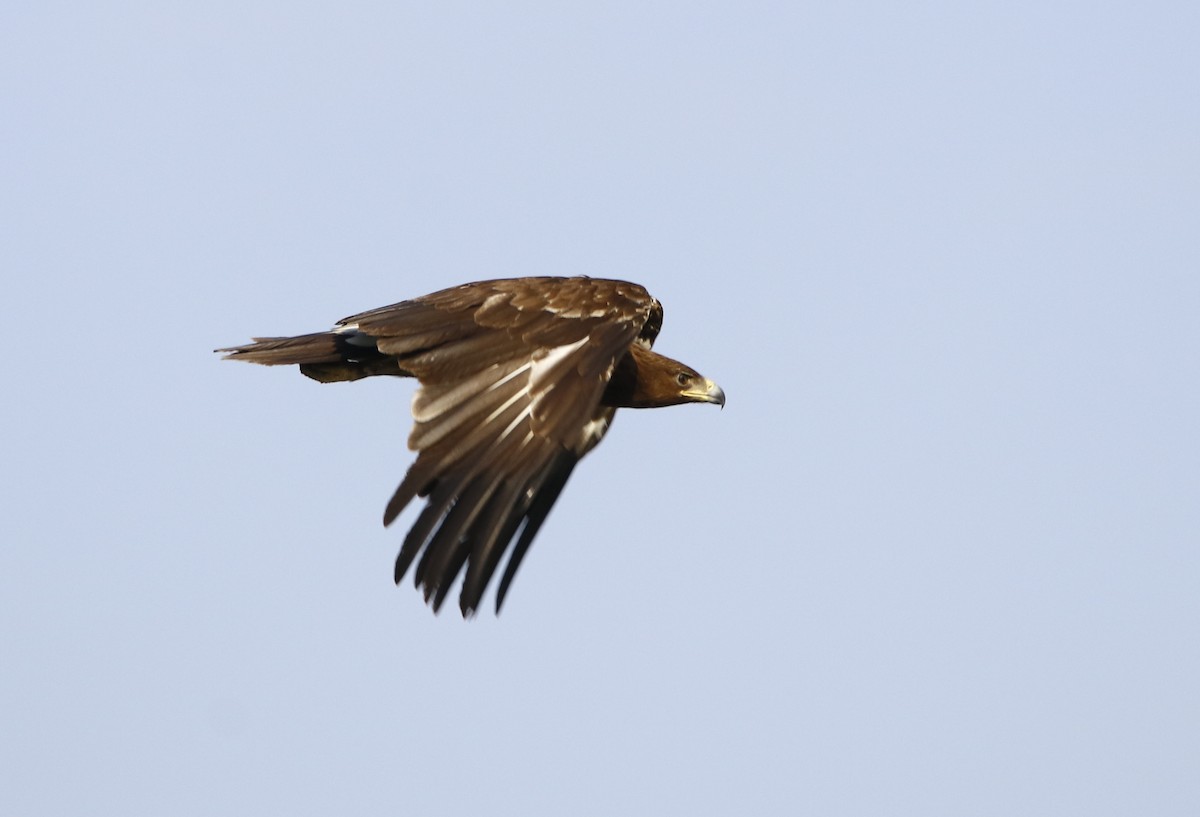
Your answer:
344;277;658;614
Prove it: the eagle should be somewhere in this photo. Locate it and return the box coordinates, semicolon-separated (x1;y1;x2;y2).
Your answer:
218;276;724;615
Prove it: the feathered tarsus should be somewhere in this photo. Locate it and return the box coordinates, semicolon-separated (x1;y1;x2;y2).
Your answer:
218;276;724;615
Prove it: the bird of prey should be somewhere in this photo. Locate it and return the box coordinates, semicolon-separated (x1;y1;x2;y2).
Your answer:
218;276;724;615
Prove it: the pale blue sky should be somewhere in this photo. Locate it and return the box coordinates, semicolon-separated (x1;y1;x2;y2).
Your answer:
3;2;1198;815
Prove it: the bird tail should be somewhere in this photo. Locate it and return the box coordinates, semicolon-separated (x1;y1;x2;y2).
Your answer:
216;332;406;383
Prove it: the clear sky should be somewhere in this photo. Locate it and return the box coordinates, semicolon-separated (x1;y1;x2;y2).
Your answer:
3;2;1198;815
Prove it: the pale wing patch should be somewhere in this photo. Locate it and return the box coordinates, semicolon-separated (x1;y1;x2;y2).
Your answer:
482;386;530;429
530;335;590;391
410;335;594;454
408;363;525;451
411;359;529;422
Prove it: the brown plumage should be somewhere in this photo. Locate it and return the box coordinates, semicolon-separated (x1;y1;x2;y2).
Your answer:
218;276;724;615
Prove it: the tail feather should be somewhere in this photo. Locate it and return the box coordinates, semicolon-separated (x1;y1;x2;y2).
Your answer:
217;332;344;366
216;331;408;382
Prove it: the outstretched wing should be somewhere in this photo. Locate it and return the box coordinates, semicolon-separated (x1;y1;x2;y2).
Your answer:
347;277;660;614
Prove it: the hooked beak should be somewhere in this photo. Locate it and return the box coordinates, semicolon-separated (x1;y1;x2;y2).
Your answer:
686;378;725;409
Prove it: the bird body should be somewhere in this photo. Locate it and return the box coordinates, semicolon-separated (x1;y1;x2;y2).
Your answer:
219;277;723;615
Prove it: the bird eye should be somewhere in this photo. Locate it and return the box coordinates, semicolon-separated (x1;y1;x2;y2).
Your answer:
676;372;691;386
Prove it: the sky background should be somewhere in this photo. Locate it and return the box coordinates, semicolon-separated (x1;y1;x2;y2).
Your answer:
3;2;1198;814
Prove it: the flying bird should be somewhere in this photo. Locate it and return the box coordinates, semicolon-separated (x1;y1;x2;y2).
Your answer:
218;276;724;615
